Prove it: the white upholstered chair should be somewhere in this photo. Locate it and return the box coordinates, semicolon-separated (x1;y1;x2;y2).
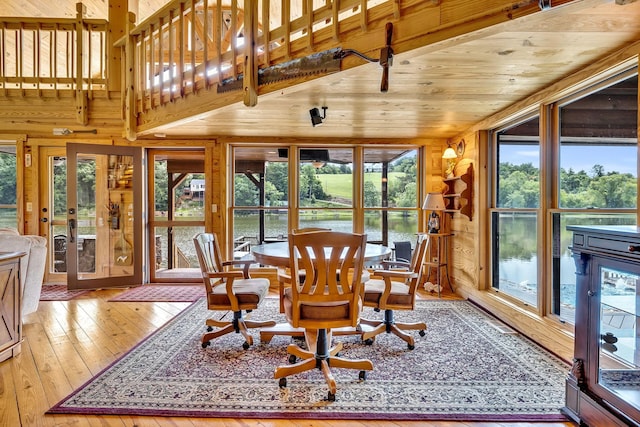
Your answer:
0;228;47;318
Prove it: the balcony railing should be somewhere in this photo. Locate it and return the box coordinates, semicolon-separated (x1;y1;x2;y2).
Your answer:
117;0;410;137
0;5;108;95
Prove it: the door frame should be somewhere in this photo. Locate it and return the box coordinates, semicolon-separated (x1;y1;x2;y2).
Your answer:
66;143;143;290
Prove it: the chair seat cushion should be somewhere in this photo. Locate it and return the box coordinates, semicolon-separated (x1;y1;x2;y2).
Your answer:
208;278;270;306
363;278;412;306
282;287;351;323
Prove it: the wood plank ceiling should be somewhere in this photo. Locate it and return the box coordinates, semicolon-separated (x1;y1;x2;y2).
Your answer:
2;0;640;142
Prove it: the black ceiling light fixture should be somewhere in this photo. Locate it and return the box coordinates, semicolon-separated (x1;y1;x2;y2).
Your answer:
309;106;327;127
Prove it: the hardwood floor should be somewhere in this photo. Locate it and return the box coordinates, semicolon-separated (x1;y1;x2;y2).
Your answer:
1;286;575;427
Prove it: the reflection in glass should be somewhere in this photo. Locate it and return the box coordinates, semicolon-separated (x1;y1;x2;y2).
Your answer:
552;213;636;324
492;211;538;307
364;210;418;244
598;266;639;412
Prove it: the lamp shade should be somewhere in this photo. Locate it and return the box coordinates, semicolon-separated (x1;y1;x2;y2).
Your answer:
423;192;446;211
442;147;457;159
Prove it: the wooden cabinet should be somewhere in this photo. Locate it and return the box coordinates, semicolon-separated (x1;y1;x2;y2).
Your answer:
565;225;640;427
443;163;472;220
0;251;25;363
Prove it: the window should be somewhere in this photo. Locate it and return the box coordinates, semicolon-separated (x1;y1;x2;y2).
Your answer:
363;148;419;246
490;70;638;323
553;72;637;323
298;148;354;232
231;145;421;254
233;147;289;250
492;115;541;307
0;146;17;229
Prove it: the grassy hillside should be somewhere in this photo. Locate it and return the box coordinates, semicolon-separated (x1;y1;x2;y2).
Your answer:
319;172;403;199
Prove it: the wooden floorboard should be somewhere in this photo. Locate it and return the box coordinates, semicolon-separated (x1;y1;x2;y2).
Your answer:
0;287;575;427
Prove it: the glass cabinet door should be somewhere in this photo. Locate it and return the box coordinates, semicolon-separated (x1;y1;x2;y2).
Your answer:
594;260;640;415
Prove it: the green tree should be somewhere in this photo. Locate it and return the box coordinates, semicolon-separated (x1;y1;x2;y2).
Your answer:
363;180;379;207
234;174;258;207
265;162;288;203
0;153;16;205
76;160;96;211
154;161;168;211
299;164;327;203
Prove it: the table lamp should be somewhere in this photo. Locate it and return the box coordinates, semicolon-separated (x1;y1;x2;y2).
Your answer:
423;192;446;234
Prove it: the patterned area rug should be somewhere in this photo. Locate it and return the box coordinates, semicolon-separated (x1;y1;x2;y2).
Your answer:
39;285;91;301
108;285;206;302
48;299;570;422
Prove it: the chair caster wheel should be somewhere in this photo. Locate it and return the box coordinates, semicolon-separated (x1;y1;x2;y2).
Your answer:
327;391;336;401
278;378;287;388
407;343;415;350
202;341;210;348
359;370;367;381
364;338;374;346
242;341;250;350
207;326;213;332
419;330;426;337
288;354;297;364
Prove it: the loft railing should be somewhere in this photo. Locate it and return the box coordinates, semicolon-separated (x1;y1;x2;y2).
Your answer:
118;0;411;138
0;5;108;96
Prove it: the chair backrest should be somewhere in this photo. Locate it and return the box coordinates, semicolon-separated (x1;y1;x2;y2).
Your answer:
393;240;412;263
288;230;366;330
291;227;330;234
193;232;224;292
408;234;430;293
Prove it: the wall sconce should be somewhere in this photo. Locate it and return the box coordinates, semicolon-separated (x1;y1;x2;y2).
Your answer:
442;144;458;178
309;106;328;127
423;192;446;234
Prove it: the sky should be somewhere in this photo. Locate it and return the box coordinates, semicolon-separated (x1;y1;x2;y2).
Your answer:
500;145;637;177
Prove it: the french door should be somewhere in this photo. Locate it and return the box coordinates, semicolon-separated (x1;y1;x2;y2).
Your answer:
66;144;143;290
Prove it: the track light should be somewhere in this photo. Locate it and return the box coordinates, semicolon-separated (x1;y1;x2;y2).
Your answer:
309;106;327;127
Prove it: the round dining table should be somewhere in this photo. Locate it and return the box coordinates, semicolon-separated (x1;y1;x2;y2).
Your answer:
251;241;392;268
250;240;392;343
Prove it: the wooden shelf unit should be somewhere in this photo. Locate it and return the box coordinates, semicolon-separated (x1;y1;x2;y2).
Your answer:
443;163;472;220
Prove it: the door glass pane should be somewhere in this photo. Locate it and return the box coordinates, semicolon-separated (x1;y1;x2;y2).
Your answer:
75;153;135;279
51;156;67;272
150;150;205;281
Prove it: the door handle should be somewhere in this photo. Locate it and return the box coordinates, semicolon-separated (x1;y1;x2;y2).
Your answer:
68;219;76;243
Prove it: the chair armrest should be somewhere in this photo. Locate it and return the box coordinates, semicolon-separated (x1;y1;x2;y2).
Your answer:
380;260;410;270
222;259;255;277
374;269;417;280
203;270;244;280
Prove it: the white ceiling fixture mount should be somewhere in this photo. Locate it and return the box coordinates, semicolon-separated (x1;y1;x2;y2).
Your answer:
53;128;97;135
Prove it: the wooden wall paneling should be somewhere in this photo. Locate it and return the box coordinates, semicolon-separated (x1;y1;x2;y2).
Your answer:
15;136;25;234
